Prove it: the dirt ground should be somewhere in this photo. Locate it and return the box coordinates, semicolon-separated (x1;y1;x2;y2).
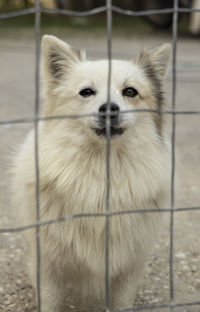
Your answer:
0;28;200;312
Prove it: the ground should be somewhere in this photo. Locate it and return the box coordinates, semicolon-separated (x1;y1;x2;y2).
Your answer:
0;26;200;312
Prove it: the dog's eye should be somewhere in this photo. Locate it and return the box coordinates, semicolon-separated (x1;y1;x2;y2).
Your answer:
122;87;138;98
79;88;95;97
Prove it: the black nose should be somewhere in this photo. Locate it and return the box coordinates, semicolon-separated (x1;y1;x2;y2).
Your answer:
98;103;120;123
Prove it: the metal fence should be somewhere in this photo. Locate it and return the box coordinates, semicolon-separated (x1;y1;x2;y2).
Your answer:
0;0;200;311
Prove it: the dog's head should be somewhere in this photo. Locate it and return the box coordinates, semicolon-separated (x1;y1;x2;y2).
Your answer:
42;35;170;143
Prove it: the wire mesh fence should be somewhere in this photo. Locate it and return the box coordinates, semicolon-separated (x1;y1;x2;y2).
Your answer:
0;0;200;311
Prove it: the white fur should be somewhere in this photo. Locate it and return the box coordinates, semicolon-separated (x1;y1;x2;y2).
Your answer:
12;35;171;312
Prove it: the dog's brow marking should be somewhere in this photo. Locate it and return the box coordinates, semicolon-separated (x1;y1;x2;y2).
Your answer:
122;76;134;89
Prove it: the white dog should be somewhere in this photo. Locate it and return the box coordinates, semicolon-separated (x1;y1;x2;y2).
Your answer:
12;35;171;312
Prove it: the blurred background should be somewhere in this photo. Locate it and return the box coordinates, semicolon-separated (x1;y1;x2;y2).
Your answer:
0;0;200;35
0;1;200;312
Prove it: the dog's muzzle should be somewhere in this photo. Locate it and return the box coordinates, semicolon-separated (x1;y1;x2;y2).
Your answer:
92;103;124;137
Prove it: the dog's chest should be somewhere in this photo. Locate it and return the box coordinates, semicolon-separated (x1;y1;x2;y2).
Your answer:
52;149;151;214
46;209;155;277
40;141;166;275
42;154;160;276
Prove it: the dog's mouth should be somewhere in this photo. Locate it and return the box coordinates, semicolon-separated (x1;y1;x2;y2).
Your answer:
92;127;124;137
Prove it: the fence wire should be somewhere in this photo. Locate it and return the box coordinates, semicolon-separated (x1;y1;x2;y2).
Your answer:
34;0;41;310
0;0;200;311
105;0;112;310
169;0;178;306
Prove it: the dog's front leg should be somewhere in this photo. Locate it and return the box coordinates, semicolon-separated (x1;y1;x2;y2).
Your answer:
110;275;136;311
37;271;66;312
110;260;146;311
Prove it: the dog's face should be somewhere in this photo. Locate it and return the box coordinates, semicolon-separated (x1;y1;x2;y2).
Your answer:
42;36;170;142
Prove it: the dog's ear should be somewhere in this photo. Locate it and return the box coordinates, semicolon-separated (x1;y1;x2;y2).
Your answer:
137;43;171;78
42;35;85;82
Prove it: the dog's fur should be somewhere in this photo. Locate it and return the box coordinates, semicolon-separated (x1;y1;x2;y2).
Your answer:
12;35;171;311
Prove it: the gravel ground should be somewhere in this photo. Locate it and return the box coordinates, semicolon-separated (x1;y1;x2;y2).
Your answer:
0;29;200;312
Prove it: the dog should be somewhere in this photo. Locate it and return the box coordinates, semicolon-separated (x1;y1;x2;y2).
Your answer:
12;35;171;312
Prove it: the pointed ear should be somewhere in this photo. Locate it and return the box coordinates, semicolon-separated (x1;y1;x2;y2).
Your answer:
42;35;85;82
137;43;171;78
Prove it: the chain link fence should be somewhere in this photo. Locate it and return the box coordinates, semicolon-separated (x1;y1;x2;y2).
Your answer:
0;0;200;311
